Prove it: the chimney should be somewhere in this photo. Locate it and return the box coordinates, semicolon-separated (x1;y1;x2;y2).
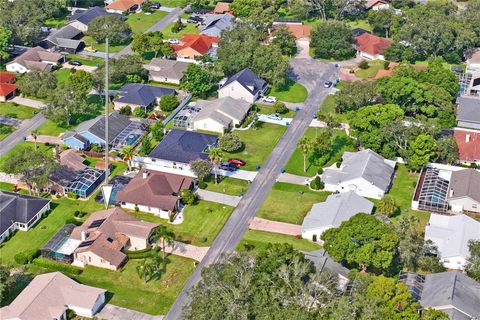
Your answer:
466;134;470;143
449;188;454;198
143;171;149;179
81;231;87;241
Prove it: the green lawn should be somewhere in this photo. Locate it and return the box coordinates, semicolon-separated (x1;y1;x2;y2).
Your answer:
238;230;321;252
127;10;169;34
0;102;38;119
317;94;349;123
35;120;69;137
44;10;69;29
285;129;356;177
66;54;104;67
160;0;190;7
268;80;308;103
82;36;126;53
255;103;296;118
355;60;386;79
130;200;234;246
0;124;15;141
0;182;15;191
347;19;373;32
204;177;250;196
161;21;200;39
55;68;71;84
225;123;286;171
0;142;54;171
257;182;330;224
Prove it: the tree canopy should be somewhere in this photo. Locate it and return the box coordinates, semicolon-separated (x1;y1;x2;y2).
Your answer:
88;15;131;45
310;20;355;60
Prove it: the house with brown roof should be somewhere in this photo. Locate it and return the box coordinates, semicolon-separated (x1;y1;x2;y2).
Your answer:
447;168;480;213
106;0;144;13
214;1;232;14
6;46;64;74
365;0;390;10
355;33;392;61
272;22;312;41
1;272;106;320
116;169;193;219
144;58;189;84
70;208;158;270
454;128;480;165
172;34;220;63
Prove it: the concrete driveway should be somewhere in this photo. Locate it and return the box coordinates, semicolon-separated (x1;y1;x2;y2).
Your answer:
10;97;45;109
249;217;301;236
196;189;241;206
62;62;97;72
296;40;310;59
217;169;257;181
257;114;293;126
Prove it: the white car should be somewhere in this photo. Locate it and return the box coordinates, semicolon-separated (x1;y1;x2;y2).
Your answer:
267;113;282;121
167;38;180;44
262;96;277;103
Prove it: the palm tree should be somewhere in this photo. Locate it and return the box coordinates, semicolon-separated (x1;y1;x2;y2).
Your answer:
150;226;175;260
298;136;311;173
136;258;153;283
121;145;134;171
208;148;223;184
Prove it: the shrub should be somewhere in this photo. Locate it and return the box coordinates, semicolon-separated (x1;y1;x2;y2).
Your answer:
160;95;178;112
312;234;317;242
65;218;82;226
199;236;208;243
180;189;197;205
133;107;145;118
14;249;39;264
383;60;390;69
169;211;175;223
44;142;50;147
358;60;369;69
91;144;102;152
120;105;132;115
125;247;155;259
67;192;79;199
336;160;342;168
73;210;87;218
198;180;206;189
310;176;324;190
317;167;323;175
32;258;83;275
218;133;242;152
273;101;288;114
134;205;140;212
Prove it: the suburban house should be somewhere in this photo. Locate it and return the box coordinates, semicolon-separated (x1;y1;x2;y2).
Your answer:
365;0;390;10
467;48;480;73
456;96;480;130
301;191;374;242
70;208;158;270
62;112;147;150
322;149;396;199
0;191;51;243
447;168;480;213
214;1;232;14
192;97;251;133
144;58;189;84
49;149;105;198
199;13;234;38
303;250;350;290
69;6;121;32
425;213;480;270
454;128;480;164
0;72;17;102
106;0;144;13
354;33;392;60
218;68;268;103
0;272;106;320
41;25;84;54
113;83;176;112
272;22;312;41
6;46;64;73
116;169;194;219
136;129;218;176
172;34;220;63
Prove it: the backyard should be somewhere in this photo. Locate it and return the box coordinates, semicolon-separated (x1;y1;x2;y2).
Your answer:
126;10;169;34
160;21;200;39
268;80;308;103
257;182;330;225
0;102;38;119
82;36;126;53
238;230;321;252
55;68;71;84
204;176;249;196
224;122;286;171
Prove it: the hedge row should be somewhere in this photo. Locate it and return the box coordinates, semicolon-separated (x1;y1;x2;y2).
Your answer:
31;258;83;275
125;246;160;259
14;249;40;264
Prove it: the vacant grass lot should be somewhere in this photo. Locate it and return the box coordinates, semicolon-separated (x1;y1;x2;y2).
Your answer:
0;102;38;119
257;182;330;224
238;230;321;252
269;80;308;103
355;60;386;79
127;10;169;34
204;176;250;196
225;123;286;171
285;129;356;177
130;200;234;246
161;22;200;39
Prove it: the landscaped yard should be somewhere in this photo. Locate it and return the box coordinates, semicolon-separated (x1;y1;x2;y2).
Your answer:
130;200;234;246
82;36;126;53
0;102;38;119
268;80;308;103
346;19;373;32
204;176;250;196
127;10;169;34
355;60;386;79
285;128;356;177
257;182;330;225
255;103;296;118
238;230;321;252
55;68;71;84
317;94;349;123
160;22;200;39
0;124;14;142
224;123;286;171
35;120;69;137
66;54;104;67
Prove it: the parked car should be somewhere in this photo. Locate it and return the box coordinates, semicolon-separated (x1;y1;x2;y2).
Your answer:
69;60;82;66
267;113;282;121
219;162;238;171
150;2;161;9
228;158;246;166
324;81;333;88
262;96;277;103
167;38;180;44
187;16;202;23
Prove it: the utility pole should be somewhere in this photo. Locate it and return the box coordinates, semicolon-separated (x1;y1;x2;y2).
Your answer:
102;38;112;208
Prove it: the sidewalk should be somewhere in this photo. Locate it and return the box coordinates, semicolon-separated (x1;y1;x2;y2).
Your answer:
249;217;301;236
196;189;241;206
277;172;309;185
163;240;209;262
10;97;46;109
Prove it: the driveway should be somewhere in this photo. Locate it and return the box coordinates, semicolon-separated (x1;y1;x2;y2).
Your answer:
249;217;301;236
26;134;63;144
163;240;210;262
196;189;241;206
296;40;310;59
0;113;47;157
62;62;97;73
257;114;293;126
96;304;164;320
10;97;46;109
217;169;257;181
277;172;309;185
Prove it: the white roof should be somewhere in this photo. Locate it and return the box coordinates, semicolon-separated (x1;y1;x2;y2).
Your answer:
56;238;82;255
194;97;251;126
425;214;480;260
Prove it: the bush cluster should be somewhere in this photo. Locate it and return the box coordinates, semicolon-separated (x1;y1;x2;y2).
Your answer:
32;258;83;275
310;176;324;190
14;249;40;264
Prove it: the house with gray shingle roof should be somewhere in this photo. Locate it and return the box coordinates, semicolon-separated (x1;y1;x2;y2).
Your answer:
113;83;176;112
199;13;234;37
0;191;51;243
218;68;267;103
448;169;480;213
457;96;480;130
322;149;396;199
68;6;121;32
41;25;84;54
144;58;189;84
6;46;64;73
301;191;374;242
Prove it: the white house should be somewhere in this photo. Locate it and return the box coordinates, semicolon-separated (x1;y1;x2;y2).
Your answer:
425;213;480;270
365;0;390;10
354;33;392;61
218;68;268;104
193;97;251;133
322;149;396;200
448;168;480;213
301;191;374;242
6;46;64;73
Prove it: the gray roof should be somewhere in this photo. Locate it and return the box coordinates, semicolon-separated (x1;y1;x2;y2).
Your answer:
69;6;120;26
145;58;189;81
199;13;234;37
0;191;50;235
46;25;82;46
302;249;350;278
74;113;133;144
194;97;251;126
425;213;480;261
222;68;267;96
457;96;480;124
322;149;396;192
114;83;175;107
301;191;374;233
448;169;480;203
421;271;480;319
6;46;63;70
148;129;218;163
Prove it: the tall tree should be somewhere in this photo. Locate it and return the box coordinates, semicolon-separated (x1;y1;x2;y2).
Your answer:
0;266;14;303
0;25;11;63
466;240;480;282
88;15;131;45
335;81;376;113
180;64;218;98
149;225;175;260
208;148;223;184
406;134;437;171
17;70;57;99
367;9;396;38
271;25;297;56
436;136;458;165
66;70;93;94
189;159;212;182
310;20;355;60
377;195;398;217
136;258;153;283
121;146;134;171
298;136;312;173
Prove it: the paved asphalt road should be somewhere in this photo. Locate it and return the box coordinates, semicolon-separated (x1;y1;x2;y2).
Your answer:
114;7;184;58
0;113;47;157
165;58;337;320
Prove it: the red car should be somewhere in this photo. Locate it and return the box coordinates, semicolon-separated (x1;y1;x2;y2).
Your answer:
228;158;246;166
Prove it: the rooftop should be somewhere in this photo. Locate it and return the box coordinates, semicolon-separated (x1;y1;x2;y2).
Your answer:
145;58;189;80
457;96;480;125
454;128;480;162
221;68;267;96
106;0;144;11
70;6;119;25
0;83;17;96
199;13;234;37
172;34;220;56
355;33;392;55
114;83;175;107
6;46;63;71
194;97;251;126
448;168;480;203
